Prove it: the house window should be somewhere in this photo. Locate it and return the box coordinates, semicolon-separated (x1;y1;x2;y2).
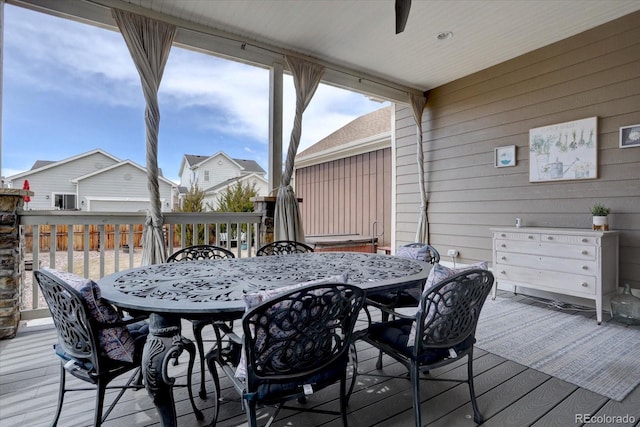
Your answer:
204;170;210;182
54;194;76;210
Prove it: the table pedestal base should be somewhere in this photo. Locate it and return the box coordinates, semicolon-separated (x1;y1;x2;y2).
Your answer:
142;313;203;427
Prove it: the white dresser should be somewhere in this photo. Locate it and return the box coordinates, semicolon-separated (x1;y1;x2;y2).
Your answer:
491;227;618;324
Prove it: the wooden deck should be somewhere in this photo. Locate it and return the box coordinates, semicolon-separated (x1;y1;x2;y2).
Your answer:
2;293;639;427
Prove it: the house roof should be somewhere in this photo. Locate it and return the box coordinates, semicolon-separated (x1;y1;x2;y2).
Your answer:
30;160;56;170
184;153;265;175
7;149;122;181
297;106;391;158
233;159;266;175
295;106;392;169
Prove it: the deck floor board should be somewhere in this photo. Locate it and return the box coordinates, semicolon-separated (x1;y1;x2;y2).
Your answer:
1;293;636;426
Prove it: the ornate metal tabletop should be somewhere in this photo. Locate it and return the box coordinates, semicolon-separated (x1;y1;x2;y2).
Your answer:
99;252;430;316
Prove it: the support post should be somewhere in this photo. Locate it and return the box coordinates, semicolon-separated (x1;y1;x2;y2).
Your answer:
0;189;32;339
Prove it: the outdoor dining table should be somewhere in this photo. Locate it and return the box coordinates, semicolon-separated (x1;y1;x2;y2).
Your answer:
98;251;431;427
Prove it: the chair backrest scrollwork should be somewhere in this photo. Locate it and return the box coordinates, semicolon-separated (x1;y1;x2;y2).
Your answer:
166;244;235;262
34;270;99;364
415;269;494;351
242;283;364;387
255;240;314;256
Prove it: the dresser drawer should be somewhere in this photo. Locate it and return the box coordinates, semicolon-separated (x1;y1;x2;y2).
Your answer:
538;242;597;260
494;239;538;253
495;239;596;261
493;231;539;242
494;264;596;295
539;233;597;245
495;251;598;275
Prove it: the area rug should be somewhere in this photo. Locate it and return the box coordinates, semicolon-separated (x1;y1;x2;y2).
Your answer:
475;296;640;401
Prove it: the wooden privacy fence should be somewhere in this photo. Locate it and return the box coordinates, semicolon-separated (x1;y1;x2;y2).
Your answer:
22;224;145;252
20;211;262;253
24;224;220;253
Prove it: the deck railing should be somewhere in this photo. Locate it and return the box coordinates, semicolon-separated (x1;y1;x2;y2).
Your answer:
18;210;263;319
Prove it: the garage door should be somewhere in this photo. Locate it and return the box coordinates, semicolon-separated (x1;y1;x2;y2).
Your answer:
89;200;150;212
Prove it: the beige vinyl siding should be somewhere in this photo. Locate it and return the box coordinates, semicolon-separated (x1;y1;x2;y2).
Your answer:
198;155;241;189
395;11;640;289
296;148;392;247
78;163;173;212
10;152;119;210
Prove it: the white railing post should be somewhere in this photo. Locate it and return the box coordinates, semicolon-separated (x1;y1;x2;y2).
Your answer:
17;210;263;320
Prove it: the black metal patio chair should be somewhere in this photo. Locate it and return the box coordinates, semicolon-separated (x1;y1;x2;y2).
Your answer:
166;244;236;399
205;283;365;427
34;268;201;426
255;240;314;256
360;269;494;426
366;243;440;368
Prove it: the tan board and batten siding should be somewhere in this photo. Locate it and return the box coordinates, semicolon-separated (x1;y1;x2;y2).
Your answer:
295;106;393;247
297;149;392;246
395;10;640;289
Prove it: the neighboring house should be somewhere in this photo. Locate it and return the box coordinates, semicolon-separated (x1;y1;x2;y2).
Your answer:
203;173;269;210
7;149;175;212
177;151;268;209
294;105;392;247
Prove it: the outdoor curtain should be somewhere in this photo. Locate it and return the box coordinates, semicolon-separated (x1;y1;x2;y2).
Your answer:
112;9;176;265
411;93;429;243
274;56;325;242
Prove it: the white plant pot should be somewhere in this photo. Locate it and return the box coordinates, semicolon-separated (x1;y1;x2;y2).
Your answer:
593;215;608;226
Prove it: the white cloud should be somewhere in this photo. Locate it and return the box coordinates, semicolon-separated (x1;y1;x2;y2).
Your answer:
3;4;389;178
5;6;141;106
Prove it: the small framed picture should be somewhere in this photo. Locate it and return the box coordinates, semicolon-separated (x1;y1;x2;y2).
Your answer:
620;124;640;148
494;145;516;168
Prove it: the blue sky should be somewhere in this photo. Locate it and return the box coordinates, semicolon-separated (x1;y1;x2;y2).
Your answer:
2;4;388;183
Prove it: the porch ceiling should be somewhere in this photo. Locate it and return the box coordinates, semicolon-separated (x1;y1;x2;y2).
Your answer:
12;0;640;101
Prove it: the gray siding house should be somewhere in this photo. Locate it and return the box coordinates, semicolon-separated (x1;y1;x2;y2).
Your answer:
178;152;269;209
7;149;175;212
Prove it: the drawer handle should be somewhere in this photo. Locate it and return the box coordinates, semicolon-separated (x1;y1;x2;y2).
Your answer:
547;236;553;240
501;233;506;237
501;270;506;275
581;282;588;288
581;250;588;255
582;238;588;243
582;266;589;270
528;235;534;239
501;256;506;261
501;244;506;248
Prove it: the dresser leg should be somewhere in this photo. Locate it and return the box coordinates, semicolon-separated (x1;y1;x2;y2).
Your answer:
595;299;603;325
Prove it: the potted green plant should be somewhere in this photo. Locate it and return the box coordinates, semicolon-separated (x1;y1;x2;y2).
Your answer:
591;203;611;230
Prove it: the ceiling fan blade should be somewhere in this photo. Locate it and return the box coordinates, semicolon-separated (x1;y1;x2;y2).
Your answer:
395;0;412;34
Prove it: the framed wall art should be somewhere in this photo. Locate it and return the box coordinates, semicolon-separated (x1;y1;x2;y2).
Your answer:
619;124;640;148
494;145;516;167
529;116;597;183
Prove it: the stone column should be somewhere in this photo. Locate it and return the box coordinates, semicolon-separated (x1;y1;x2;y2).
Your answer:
251;196;276;246
0;189;32;339
251;195;303;247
